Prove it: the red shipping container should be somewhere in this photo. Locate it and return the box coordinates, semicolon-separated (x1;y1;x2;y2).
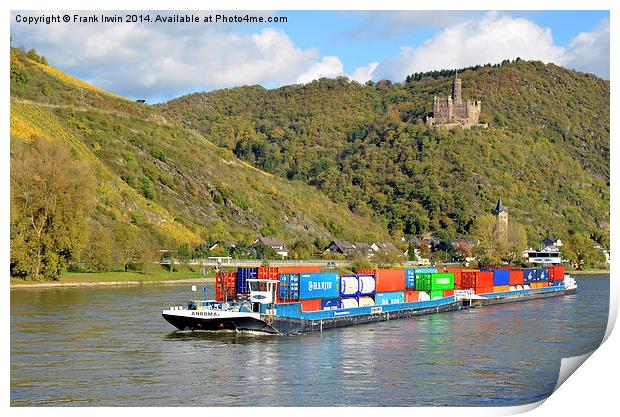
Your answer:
405;291;419;302
358;269;405;292
475;286;494;294
547;265;565;281
300;299;321;312
257;267;280;280
461;270;493;290
215;272;237;301
443;290;454;297
509;270;524;285
278;266;321;274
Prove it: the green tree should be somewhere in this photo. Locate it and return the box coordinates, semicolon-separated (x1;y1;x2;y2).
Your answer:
565;233;605;270
470;214;502;266
11;138;95;280
112;224;139;271
255;244;278;260
372;249;404;268
81;225;115;272
506;221;528;265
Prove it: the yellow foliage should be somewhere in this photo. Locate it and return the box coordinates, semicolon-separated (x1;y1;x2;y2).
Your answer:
31;60;127;101
155;221;202;246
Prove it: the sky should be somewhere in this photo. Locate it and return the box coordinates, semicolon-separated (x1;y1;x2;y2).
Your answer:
10;10;610;103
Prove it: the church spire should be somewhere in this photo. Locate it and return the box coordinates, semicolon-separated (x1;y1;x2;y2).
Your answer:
493;198;506;215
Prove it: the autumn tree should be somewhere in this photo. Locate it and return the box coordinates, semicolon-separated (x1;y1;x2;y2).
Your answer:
11;138;95;280
81;225;115;272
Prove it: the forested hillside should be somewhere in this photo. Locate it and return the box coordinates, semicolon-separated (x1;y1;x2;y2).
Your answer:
159;60;610;246
10;47;391;278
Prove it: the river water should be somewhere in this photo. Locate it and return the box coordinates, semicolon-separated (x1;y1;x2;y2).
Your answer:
11;274;609;407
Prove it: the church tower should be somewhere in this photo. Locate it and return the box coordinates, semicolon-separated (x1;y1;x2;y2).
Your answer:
493;198;508;237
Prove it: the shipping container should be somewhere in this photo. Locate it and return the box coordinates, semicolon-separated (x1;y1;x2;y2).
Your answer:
358;296;375;307
442;289;454;297
258;267;280;280
460;270;494;290
236;267;258;294
531;281;549;289
375;291;405;305
405;268;438;289
300;299;322;312
547;265;566;281
509;269;524;285
215;272;237;301
447;268;463;288
548;280;564;287
340;275;359;297
405;291;419;302
278;265;321;274
534;268;549;281
475;286;494;294
430;290;444;300
493;285;510;293
321;298;340;310
492;269;510;286
358;269;405;292
279;273;300;300
415;272;454;292
358;275;376;295
340;298;359;309
299;273;340;300
523;268;537;283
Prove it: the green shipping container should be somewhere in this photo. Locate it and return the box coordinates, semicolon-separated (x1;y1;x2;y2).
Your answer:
416;273;455;291
430;290;444;299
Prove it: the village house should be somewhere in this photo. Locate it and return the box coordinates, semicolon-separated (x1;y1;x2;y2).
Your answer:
252;237;288;258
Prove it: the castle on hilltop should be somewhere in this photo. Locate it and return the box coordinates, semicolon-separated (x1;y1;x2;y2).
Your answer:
425;73;487;130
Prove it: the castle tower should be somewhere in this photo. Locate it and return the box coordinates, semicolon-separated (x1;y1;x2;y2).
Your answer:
492;198;508;237
452;72;462;105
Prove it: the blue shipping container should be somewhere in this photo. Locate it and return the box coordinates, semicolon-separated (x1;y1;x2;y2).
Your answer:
548;280;564;287
375;291;405;305
534;268;549;281
299;273;340;300
321;298;340;310
492;269;510;286
236;267;258;294
523;268;537;283
290;274;299;300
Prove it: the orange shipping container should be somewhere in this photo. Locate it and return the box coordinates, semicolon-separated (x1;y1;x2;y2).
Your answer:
531;282;549;289
358;269;405;292
509;270;524;285
493;285;510;293
443;289;454;297
405;291;420;302
300;299;322;312
447;269;463;288
257;267;280;280
475;286;494;295
278;266;321;274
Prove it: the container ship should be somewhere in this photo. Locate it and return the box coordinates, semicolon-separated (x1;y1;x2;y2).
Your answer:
162;266;576;335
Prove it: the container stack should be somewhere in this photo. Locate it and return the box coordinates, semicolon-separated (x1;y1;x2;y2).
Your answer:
492;269;510;292
236;267;258;295
298;272;340;312
460;270;494;294
215;271;237;301
359;269;406;306
414;272;455;299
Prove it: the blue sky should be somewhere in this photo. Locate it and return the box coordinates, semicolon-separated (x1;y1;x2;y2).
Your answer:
11;10;610;102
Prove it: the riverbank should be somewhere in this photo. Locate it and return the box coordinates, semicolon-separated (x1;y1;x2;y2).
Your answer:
10;270;215;289
569;269;610;275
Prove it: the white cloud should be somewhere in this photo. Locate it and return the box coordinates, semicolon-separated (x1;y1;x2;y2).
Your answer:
11;11;321;101
564;18;609;79
295;56;345;84
374;12;566;81
350;62;379;83
373;13;609;81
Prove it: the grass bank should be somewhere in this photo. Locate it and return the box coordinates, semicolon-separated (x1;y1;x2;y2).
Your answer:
569;269;610;275
10;270;215;288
